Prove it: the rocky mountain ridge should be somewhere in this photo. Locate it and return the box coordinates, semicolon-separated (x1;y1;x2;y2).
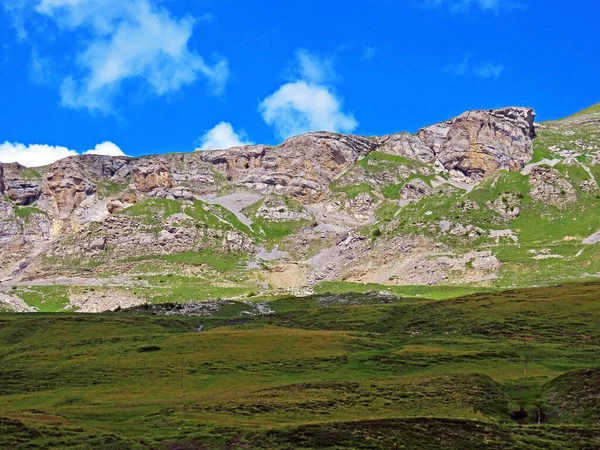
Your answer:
2;105;600;312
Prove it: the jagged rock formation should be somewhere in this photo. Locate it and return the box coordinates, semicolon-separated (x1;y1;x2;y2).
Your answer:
1;105;599;311
425;107;536;180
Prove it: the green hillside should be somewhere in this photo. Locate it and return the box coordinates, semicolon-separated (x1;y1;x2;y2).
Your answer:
1;282;599;449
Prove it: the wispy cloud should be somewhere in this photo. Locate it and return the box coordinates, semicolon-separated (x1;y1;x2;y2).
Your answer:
259;50;357;141
362;46;379;61
421;0;525;14
473;61;505;79
445;55;504;79
291;49;337;84
4;0;228;112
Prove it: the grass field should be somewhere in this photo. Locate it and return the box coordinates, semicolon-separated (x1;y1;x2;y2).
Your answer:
0;282;599;448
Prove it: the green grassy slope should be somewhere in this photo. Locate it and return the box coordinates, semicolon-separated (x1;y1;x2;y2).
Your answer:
0;283;599;448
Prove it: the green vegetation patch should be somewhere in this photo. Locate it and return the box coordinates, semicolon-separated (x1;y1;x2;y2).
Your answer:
242;196;311;242
95;179;130;199
119;198;183;224
14;205;47;221
11;285;70;312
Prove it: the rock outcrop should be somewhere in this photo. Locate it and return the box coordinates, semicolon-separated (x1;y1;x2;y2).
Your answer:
0;106;552;290
529;166;578;207
199;132;376;202
378;133;435;163
422;107;536;179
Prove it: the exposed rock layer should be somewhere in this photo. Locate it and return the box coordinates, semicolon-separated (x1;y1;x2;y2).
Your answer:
0;106;541;288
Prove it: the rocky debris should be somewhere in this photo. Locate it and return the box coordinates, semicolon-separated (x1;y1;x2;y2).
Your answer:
346;192;381;220
486;193;521;223
255;197;312;221
580;179;599;195
433;221;484;239
377;133;435;163
430;107;536;180
529;166;577;207
87;236;107;251
317;291;401;308
489;229;519;244
199;192;264;228
67;288;146;313
521;158;561;175
0;291;36;312
529;248;564;260
254;246;289;261
154;186;194;201
341;239;500;286
583;231;600;245
456;199;480;212
400;179;433;202
45;213;255;263
129;299;271;317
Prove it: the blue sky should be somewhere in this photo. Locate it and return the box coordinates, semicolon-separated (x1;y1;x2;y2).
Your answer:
0;0;598;166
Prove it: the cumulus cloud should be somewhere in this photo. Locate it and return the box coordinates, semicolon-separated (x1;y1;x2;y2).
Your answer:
84;141;126;156
421;0;524;13
0;141;125;167
196;122;253;150
8;0;228;111
0;142;78;167
445;55;504;79
259;51;357;140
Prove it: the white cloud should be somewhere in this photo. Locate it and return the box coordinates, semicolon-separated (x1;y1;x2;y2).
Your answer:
2;1;30;41
10;0;228;111
0;142;78;167
293;49;335;84
421;0;524;13
196;122;252;150
0;141;126;167
84;141;126;156
259;51;357;140
445;56;504;79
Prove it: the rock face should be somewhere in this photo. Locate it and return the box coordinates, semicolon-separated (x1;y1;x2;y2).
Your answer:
423;107;536;179
200;132;377;202
378;133;435;163
0;106;546;288
1;164;43;205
